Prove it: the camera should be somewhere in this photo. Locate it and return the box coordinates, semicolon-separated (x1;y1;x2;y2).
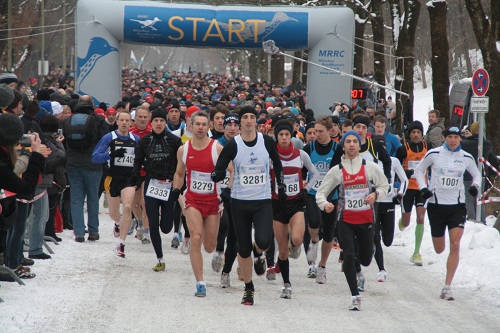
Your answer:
57;129;63;138
19;134;34;146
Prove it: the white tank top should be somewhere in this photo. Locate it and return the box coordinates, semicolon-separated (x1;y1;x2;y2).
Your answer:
232;133;271;200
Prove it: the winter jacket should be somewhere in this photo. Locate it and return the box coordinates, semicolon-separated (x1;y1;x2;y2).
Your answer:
424;117;445;149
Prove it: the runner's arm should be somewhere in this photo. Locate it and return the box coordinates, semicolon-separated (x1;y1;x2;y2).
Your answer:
315;166;342;210
212;139;237;182
264;135;284;186
91;133;112;164
465;154;482;189
392;158;408;196
173;145;186;189
300;150;319;192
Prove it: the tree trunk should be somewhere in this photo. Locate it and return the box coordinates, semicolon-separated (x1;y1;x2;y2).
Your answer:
248;50;260;82
353;20;366;89
302;50;308;86
428;1;450;125
389;0;421;134
419;57;427;89
271;54;285;86
371;0;386;99
292;50;303;84
465;0;500;154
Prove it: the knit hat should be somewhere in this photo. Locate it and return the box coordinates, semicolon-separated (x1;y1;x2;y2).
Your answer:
238;106;257;119
35;107;50;122
224;113;239;127
0;72;18;85
151;108;167;121
407;120;424;134
289;107;299;115
442;126;461;138
470;122;479;135
353;116;370;127
186;105;200;118
330;115;340;124
0;113;24;146
257;118;267;125
36;89;51;101
94;108;105;116
274;119;294;136
341;130;362;147
305;122;315;133
106;107;117;115
166;100;180;111
51;101;63;116
0;83;14;108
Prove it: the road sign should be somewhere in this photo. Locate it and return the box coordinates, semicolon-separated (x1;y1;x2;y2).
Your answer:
472;68;489;97
470;96;489;113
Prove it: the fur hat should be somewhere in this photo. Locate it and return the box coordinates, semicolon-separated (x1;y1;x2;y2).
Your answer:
0;83;14;109
0;113;24;146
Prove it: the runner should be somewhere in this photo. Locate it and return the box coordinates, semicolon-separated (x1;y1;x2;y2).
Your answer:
211;106;285;306
316;130;389;311
271;120;319;299
92;112;139;257
302;116;343;281
415;126;481;301
131;108;181;271
172;111;224;297
396;121;428;266
129;105;152;245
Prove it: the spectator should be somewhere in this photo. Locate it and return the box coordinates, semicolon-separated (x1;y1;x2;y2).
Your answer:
424;109;445;149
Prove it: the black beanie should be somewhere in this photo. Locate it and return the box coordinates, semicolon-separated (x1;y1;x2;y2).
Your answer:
305;121;315;133
274;119;293;136
0;113;24;146
36;89;51;101
151;108;167;121
238;106;257;119
353;116;370;127
407;121;424;134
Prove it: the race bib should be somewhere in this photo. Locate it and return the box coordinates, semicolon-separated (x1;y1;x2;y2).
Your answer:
114;147;135;167
344;188;370;211
439;168;462;189
276;174;300;196
408;160;419;178
219;172;231;189
239;165;267;187
146;179;171;201
190;171;215;194
312;171;327;191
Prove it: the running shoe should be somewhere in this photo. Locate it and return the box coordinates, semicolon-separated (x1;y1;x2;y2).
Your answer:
135;229;144;241
307;264;317;278
181;237;191;255
410;253;423;266
113;223;120;238
211;251;224;273
266;266;276;281
280;283;292;299
398;217;406;231
273;263;281;274
357;273;365;292
220;272;230;288
195;283;206;297
349;295;362;311
141;232;151;245
171;234;180;249
306;242;318;263
115;244;125;258
316;266;327;284
128;219;137;235
241;289;254;305
440;288;454;301
237;266;244;281
254;256;266;276
153;259;165;272
289;242;301;259
377;270;387;282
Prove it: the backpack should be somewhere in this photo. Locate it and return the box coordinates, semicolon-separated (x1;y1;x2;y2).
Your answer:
64;113;96;149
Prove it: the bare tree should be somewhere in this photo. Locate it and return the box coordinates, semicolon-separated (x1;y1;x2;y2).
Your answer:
464;0;500;153
428;0;450;125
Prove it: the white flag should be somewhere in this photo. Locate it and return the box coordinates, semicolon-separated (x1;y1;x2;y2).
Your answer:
130;50;137;63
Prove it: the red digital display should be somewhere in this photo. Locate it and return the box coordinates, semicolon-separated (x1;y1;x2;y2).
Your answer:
351;89;367;99
453;106;464;116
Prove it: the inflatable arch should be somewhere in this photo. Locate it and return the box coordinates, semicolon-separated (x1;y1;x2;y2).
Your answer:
76;0;355;114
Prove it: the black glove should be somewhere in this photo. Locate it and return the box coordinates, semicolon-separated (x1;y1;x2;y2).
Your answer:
129;175;138;187
211;170;226;182
392;194;403;205
300;188;308;206
278;185;288;204
468;185;478;197
404;169;414;179
110;148;126;158
170;188;181;202
220;187;231;202
421;188;433;200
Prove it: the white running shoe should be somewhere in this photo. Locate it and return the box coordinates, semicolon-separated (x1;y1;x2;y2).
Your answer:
220;272;230;288
377;270;387;282
181;237;191;255
289;242;301;259
141;232;151;245
306;242;318;263
211;251;224;272
316;266;327;284
280;283;292;299
349;295;362;311
440;288;454;301
307;264;317;278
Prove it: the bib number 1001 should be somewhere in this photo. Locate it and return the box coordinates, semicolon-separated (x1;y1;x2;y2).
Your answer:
441;177;459;187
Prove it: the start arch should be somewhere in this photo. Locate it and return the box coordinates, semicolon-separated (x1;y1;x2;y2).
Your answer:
76;0;354;114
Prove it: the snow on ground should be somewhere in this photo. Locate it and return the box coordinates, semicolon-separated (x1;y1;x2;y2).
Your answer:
2;84;500;332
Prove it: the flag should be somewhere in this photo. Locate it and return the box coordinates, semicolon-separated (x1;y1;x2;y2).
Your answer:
130;50;137;63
